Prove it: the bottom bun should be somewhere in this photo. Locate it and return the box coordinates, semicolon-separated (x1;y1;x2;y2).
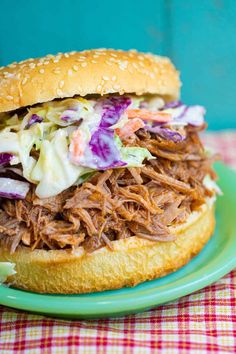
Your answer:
0;199;215;294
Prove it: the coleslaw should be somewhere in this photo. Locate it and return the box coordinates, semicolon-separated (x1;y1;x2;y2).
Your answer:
0;95;206;198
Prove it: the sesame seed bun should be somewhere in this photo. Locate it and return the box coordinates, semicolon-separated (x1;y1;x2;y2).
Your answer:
0;49;180;113
0;198;215;294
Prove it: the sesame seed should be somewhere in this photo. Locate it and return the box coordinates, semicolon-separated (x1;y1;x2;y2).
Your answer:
59;80;64;88
3;71;9;76
22;77;28;85
8;63;17;69
119;60;128;70
91;60;97;64
37;62;43;66
113;84;120;90
57;88;63;96
39;69;45;74
106;61;112;66
70;51;76;55
64;53;69;58
43;61;49;65
102;75;109;81
53;59;59;63
28;58;34;62
132;63;138;69
93;55;99;58
73;65;79;71
81;62;87;67
110;53;117;57
29;63;36;69
112;75;117;81
97;84;102;92
6;95;13;100
68;69;73;75
53;68;61;74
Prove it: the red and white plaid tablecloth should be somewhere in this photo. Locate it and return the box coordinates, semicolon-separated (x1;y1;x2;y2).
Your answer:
0;130;236;354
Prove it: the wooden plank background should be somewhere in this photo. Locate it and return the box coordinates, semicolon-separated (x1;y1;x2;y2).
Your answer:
0;0;235;129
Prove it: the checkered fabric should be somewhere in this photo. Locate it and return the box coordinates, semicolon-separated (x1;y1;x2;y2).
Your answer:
0;130;236;354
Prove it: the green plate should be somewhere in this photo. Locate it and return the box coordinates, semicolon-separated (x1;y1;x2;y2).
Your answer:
0;163;236;319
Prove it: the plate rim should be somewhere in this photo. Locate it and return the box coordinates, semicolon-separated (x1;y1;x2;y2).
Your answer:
0;256;235;317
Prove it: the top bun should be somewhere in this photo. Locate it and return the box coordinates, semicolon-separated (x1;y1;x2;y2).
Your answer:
0;49;181;113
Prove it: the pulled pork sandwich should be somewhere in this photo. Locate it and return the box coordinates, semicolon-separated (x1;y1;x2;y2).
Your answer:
0;49;220;293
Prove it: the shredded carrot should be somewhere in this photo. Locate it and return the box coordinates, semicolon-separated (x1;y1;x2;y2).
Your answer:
70;130;84;160
115;118;145;139
126;109;171;123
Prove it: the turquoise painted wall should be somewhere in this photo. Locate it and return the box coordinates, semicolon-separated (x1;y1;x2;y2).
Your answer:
0;0;235;130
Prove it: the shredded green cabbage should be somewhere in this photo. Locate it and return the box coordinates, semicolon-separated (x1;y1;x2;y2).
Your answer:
0;262;16;284
115;135;154;166
31;129;91;198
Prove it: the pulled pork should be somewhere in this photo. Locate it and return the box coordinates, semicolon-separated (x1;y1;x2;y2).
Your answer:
0;126;217;253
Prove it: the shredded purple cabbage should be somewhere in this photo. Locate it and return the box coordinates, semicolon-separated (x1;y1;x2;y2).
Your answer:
145;103;205;141
89;129;126;169
160;101;205;126
0;192;26;199
0;178;29;199
88;96;131;169
0;153;13;166
99;96;131;129
145;126;184;142
155;128;184;142
174;105;205;126
27;114;43;128
60;108;80;122
162;101;183;109
61;116;71;122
